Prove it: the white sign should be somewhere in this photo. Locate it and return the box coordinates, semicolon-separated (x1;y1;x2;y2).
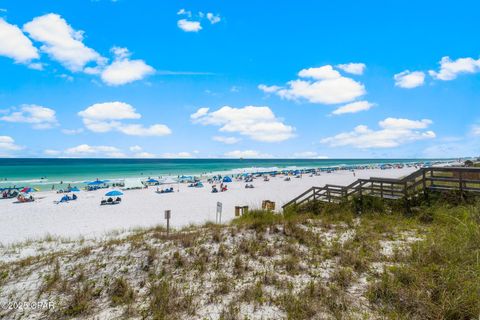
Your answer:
216;202;222;213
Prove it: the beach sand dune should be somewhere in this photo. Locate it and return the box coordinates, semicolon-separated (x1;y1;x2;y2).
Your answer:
0;167;416;245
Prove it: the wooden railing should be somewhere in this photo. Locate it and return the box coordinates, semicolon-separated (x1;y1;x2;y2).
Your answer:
282;167;480;209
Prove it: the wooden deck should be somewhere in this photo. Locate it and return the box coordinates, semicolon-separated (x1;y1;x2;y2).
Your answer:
282;167;480;209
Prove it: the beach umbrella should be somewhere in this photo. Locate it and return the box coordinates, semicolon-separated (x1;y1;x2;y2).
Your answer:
146;178;159;183
87;180;104;186
20;187;37;193
68;186;80;192
105;190;123;197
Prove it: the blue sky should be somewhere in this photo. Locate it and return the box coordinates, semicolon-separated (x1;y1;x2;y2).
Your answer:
0;0;479;158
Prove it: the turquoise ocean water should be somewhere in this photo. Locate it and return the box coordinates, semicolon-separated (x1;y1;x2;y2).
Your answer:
0;158;449;190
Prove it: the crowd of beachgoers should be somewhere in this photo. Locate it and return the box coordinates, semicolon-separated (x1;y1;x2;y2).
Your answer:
0;160;460;245
0;160;452;203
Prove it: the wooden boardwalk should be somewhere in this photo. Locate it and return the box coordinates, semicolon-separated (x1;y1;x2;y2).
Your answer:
282;167;480;209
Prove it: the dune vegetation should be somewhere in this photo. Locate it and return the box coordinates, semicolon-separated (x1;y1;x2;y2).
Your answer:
0;192;478;319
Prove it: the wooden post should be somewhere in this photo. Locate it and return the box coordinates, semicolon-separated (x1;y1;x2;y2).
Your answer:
422;169;427;198
459;170;464;201
380;181;383;199
165;210;171;235
430;168;434;188
403;181;409;215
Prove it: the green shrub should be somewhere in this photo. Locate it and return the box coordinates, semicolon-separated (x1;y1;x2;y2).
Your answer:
109;277;135;306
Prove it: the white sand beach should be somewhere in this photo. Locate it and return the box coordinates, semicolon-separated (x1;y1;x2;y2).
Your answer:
0;167;417;245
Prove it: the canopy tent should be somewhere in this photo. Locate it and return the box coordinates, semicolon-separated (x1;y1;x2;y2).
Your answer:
122;178;144;190
222;176;232;183
178;175;195;183
161;177;177;184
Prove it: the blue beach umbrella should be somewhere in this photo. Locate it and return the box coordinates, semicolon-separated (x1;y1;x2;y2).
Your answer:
105;190;123;197
146;178;159;183
68;186;80;192
87;180;104;186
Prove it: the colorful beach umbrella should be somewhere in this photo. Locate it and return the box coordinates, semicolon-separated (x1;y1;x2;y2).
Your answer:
20;187;38;193
105;190;123;197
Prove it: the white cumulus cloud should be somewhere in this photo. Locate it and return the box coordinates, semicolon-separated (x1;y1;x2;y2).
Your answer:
23;13;104;72
263;65;366;105
177;9;192;17
336;63;366;75
65;144;125;157
100;47;154;86
0;136;23;151
191;105;295;142
394;70;425;88
331;101;374;115
177;19;202;32
298;65;341;80
321;118;435;148
78;101;171;136
1;104;58;129
429;56;480;81
206;13;221;24
0;18;39;64
258;84;282;93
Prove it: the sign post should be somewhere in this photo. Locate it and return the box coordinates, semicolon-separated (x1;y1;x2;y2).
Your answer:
165;210;171;235
216;202;222;224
